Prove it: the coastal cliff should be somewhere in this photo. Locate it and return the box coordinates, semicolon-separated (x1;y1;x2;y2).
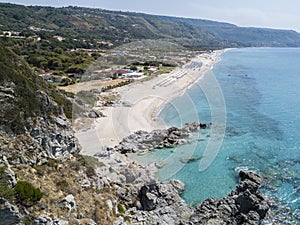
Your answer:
0;43;271;224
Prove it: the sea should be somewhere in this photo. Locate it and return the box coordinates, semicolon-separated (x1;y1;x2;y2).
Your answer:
132;48;300;223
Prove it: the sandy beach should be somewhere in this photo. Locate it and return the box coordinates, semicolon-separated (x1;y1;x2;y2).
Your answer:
77;50;225;155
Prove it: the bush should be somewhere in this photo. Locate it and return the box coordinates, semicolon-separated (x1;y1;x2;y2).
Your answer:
86;166;96;177
14;181;43;206
117;203;125;214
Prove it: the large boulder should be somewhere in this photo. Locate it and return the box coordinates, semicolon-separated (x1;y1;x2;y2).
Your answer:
138;183;161;211
61;194;76;212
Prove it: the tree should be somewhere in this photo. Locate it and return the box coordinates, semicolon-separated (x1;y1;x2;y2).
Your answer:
130;65;138;71
54;47;63;54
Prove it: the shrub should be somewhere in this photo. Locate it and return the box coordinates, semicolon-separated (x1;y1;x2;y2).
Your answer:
14;181;43;206
86;166;96;177
117;203;125;214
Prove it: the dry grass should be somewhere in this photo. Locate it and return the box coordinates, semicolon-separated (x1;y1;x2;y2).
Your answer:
13;157;118;223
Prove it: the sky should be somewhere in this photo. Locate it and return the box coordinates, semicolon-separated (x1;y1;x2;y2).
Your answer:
1;0;300;32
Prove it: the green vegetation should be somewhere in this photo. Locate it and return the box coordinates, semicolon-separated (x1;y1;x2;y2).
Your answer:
56;179;71;193
14;181;43;206
117;203;126;214
156;66;174;75
0;168;42;207
86;166;96;177
81;155;106;168
0;43;75;134
0;37;99;76
74;155;106;177
102;80;133;92
1;2;300;51
50;89;73;119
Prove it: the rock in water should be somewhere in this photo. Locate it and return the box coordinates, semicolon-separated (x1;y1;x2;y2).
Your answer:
190;171;270;224
115;122;210;153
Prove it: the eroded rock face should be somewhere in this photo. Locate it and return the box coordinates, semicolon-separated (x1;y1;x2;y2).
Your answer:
138;183;161;211
190;171;270;225
0;198;22;225
32;215;69;225
29;115;81;160
0;107;80;166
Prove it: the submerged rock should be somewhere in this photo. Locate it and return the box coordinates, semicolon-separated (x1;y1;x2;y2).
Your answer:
180;155;203;164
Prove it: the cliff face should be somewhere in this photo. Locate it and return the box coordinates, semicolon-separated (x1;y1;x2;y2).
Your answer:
0;43;82;223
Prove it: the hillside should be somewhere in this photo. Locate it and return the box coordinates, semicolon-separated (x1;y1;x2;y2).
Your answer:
1;3;300;48
0;3;230;49
165;17;300;47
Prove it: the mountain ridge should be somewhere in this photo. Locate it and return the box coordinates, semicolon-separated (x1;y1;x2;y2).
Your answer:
1;3;300;48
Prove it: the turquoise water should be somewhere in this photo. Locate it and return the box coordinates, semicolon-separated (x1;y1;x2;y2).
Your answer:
133;48;300;221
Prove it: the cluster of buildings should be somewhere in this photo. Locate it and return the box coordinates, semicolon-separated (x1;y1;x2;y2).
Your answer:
92;66;159;80
39;65;160;83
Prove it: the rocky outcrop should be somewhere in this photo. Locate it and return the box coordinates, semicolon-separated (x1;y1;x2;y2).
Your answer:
61;194;76;212
31;215;69;225
125;180;191;225
190;171;270;225
29;115;81;160
0;198;22;224
0;113;80;166
115;122;209;153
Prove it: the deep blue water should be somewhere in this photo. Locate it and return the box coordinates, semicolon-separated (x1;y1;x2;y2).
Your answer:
133;48;300;222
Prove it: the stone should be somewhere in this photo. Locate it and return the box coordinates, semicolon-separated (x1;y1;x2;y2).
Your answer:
138;183;160;211
81;178;91;187
237;180;259;194
115;122;209;153
32;215;69;225
0;198;22;224
61;194;76;211
54;116;69;128
87;110;104;118
239;170;262;185
169;179;185;193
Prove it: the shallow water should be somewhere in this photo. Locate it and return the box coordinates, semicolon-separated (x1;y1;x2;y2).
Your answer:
132;48;300;221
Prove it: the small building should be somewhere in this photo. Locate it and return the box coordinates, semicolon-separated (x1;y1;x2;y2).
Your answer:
148;66;159;72
123;72;145;80
111;69;130;78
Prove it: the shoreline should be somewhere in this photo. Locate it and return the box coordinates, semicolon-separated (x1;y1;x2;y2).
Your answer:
77;49;228;155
